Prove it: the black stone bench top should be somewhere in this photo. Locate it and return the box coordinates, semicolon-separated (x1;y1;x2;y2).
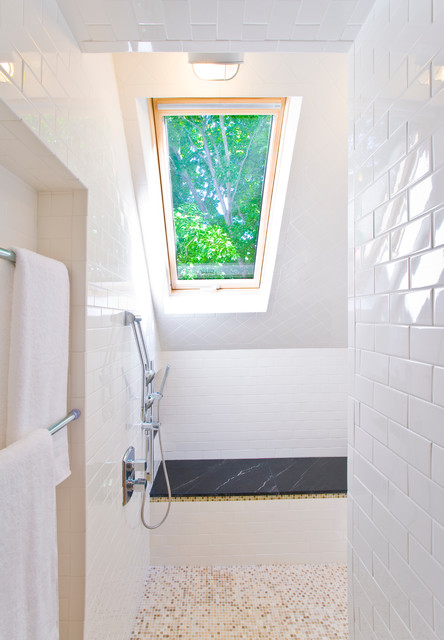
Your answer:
150;457;347;498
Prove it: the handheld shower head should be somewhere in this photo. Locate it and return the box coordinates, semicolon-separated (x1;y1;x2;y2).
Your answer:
159;365;170;395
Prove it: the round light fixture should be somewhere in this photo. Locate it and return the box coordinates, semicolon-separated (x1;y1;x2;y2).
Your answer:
0;62;14;82
188;53;243;81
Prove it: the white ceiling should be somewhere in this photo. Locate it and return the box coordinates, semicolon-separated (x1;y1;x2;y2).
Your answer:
57;0;375;54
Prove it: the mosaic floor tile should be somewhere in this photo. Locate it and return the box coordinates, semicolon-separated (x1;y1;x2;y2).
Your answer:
131;564;347;639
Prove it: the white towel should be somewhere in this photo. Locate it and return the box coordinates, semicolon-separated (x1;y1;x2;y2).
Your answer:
0;257;13;449
6;247;70;485
0;429;59;640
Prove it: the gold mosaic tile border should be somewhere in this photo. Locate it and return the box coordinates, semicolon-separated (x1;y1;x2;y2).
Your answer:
151;492;347;502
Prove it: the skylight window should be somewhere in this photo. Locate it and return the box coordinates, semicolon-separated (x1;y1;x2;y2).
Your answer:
152;98;286;291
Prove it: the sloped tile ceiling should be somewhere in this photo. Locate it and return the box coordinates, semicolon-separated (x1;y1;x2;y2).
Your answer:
57;0;375;54
114;51;349;350
56;0;370;350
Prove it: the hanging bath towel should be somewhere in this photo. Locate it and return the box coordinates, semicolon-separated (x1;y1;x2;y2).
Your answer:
0;429;59;640
6;247;70;484
0;253;13;449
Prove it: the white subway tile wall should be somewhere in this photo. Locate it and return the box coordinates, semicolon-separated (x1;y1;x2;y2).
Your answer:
0;160;89;636
37;189;88;639
150;497;347;566
56;0;374;53
0;166;37;449
349;1;444;638
114;52;349;351
159;348;348;459
0;1;156;639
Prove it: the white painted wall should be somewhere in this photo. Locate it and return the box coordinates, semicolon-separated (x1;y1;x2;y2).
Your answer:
348;1;444;638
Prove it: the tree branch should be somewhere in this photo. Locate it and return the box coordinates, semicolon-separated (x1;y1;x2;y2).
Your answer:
169;145;209;216
230;120;262;208
198;121;231;225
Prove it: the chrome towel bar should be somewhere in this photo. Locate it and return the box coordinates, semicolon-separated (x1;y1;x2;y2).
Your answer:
0;247;16;263
1;248;79;435
48;409;81;436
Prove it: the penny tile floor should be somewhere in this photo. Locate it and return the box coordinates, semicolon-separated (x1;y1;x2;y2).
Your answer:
131;564;348;639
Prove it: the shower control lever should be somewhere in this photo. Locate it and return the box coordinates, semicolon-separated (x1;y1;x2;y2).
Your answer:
127;478;147;491
122;446;151;505
126;459;146;472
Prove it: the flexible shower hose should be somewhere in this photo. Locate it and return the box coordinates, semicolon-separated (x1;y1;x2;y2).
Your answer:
140;425;172;529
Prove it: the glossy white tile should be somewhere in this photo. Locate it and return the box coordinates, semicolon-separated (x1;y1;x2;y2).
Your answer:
390;138;431;196
374;382;408;426
361;174;389;216
410;326;444;366
434;207;444;246
243;0;271;24
354;425;373;460
373;469;408;526
266;0;302;40
355;322;375;351
410;247;444;289
359;349;389;384
217;0;244;40
431;50;444;96
355;267;374;296
389;356;432;400
358;294;390;323
353;373;374;406
375;324;409;358
359;404;388;445
432;444;444;488
358;234;389;269
388;420;431;477
391;543;435;628
433;366;444;407
409;166;444;219
163;0;193;39
410;524;444;604
375;258;409;293
355;212;374;245
373;125;406;181
408;92;444;152
432;125;444;171
350;4;444;639
391;215;431;258
390;289;433;325
374;192;408;236
434;287;444;326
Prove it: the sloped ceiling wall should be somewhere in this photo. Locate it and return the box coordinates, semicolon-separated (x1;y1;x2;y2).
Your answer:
114;52;348;350
57;0;375;54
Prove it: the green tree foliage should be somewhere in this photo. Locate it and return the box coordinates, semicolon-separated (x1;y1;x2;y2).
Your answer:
165;113;272;280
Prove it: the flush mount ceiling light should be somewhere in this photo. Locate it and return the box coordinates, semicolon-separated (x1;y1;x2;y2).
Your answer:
0;62;14;82
188;53;243;81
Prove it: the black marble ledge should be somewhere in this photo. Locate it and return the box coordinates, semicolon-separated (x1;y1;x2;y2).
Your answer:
150;457;347;498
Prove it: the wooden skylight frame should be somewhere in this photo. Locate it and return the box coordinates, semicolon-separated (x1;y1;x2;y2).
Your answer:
152;97;286;291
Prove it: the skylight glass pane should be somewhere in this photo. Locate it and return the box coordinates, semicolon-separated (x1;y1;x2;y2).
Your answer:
164;113;273;281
